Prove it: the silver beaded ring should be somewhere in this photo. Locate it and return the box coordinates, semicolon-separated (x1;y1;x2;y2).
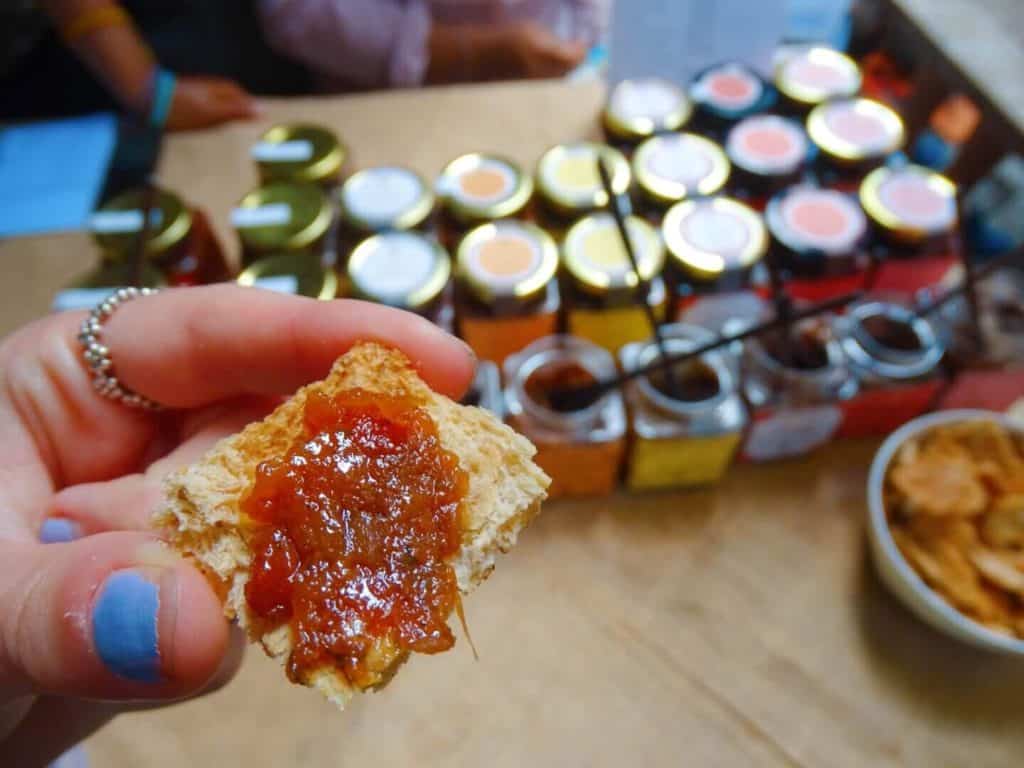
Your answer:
78;287;164;411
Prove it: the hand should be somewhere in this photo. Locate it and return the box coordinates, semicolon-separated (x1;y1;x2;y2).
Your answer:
0;286;474;766
165;75;260;132
492;21;588;80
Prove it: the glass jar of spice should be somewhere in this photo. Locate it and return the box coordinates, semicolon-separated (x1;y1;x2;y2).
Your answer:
237;251;339;300
234;182;333;268
602;78;693;146
807;98;905;187
535;142;631;231
91;187;230;286
561;212;667;354
619;324;747;490
773;44;862;113
455;220;560;364
435;152;533;250
632;133;731;214
337;165;435;251
689;62;774;136
505;335;627;498
252;123;346;187
726;115;810;205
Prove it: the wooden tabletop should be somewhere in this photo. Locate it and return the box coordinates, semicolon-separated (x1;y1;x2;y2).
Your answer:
3;81;1023;768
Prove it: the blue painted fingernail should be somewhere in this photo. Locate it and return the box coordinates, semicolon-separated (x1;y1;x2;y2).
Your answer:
39;518;82;543
92;570;164;683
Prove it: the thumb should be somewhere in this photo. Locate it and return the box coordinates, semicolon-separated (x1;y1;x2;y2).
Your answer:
0;533;228;702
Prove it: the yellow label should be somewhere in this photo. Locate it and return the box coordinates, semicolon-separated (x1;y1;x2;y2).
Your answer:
627;432;741;491
568;304;665;354
556;155;601;191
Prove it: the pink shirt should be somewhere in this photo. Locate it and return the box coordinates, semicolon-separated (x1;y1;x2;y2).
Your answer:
260;0;609;90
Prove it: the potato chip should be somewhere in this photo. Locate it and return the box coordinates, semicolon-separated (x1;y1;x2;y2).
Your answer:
889;444;988;516
906;516;979;550
981;496;1024;549
970;548;1024;596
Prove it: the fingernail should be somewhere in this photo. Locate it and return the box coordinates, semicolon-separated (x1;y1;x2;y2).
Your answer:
39;518;81;543
92;569;169;683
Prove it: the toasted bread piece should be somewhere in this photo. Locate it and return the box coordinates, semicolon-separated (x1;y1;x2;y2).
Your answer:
154;342;550;709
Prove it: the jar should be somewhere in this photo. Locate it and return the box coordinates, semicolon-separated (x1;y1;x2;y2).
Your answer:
726;115;810;204
337;165;435;250
234;182;333;267
740;315;858;461
689;62;774;136
619;324;747;490
836;299;947;437
455;220;560;364
773;44;862;112
859;164;958;256
460;360;503;417
252;123;346;187
663;196;769;317
535;142;631;230
435;152;533;250
237;251;339;300
632;133;730;214
561;212;668;354
91;187;230;286
602;78;693;146
347;231;452;330
504;335;627;498
53;260;166;313
807;98;905;186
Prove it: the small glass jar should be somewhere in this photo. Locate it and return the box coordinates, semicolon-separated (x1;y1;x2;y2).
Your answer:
726;115;810;204
741;315;858;461
836;299;947;437
435;153;533;250
561;213;668;354
237;251;339;300
773;44;862;112
53;260;166;312
505;335;627;498
859;164;959;258
619;324;747;490
337;165;435;249
347;231;452;329
602;78;693;146
632;133;730;214
455;220;561;364
91;187;230;286
252;123;346;187
234;182;333;267
807;98;905;186
663;196;768;317
689;62;774;136
460;360;504;417
535;142;631;230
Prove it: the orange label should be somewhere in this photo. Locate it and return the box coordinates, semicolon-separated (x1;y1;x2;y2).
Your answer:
460;311;558;365
568;303;665;355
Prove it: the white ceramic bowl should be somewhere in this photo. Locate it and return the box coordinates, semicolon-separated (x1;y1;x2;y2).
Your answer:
867;409;1024;655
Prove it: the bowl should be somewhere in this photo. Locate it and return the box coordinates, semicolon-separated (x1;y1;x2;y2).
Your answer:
866;409;1024;655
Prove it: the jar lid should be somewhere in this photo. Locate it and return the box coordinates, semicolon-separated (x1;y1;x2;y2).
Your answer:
840;300;944;380
234;182;333;253
237;251;338;300
774;45;862;106
348;232;450;311
603;78;692;141
859;164;958;242
807;98;905;163
690;62;768;118
633;133;730;205
252;123;346;184
436;153;533;223
456;220;558;305
90;187;192;259
338;166;435;232
663;197;767;281
536;143;631;215
726;115;808;177
766;185;867;256
563;213;664;297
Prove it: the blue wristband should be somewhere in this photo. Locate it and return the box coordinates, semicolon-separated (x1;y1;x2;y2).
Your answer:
148;68;176;128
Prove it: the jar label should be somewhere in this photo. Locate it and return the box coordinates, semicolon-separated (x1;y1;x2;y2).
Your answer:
52;287;124;313
354;233;438;301
646;136;713;187
744;405;842;461
251;276;299;295
231;203;292;228
678;291;770;334
627;433;741;490
90;209;163;234
251;140;314;163
611;79;681;121
344;167;423;224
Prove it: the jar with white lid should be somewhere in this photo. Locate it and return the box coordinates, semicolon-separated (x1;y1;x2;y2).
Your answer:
632;133;731;214
602;78;693;146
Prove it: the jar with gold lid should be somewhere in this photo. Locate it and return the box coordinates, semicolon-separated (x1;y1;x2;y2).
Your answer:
535;142;631;230
632;133;730;214
435;152;533;249
252;123;346;187
234;182;333;267
505;335;627;498
460;360;503;417
53;260;166;312
237;251;339;300
726;115;810;203
689;62;774;135
859;164;959;257
91;186;230;286
561;212;667;354
347;231;452;330
337;165;435;250
774;44;862;113
619;324;747;490
455;220;560;364
807;98;905;185
602;78;693;146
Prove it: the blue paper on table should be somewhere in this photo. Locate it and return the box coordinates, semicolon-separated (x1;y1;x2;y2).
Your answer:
0;113;117;238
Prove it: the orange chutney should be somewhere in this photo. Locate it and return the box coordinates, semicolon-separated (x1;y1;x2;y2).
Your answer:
241;388;468;687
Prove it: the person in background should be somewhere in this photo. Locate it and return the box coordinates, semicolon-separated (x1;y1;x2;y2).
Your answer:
259;0;611;91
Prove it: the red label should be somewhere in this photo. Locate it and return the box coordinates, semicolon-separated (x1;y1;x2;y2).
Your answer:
838;379;946;438
870;254;958;296
939;367;1024;412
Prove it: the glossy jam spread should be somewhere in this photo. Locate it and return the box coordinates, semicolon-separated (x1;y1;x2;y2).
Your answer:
242;389;467;687
651;360;721;402
525;361;598;413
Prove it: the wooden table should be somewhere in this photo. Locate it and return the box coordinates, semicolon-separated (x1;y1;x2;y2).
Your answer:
3;81;1024;768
